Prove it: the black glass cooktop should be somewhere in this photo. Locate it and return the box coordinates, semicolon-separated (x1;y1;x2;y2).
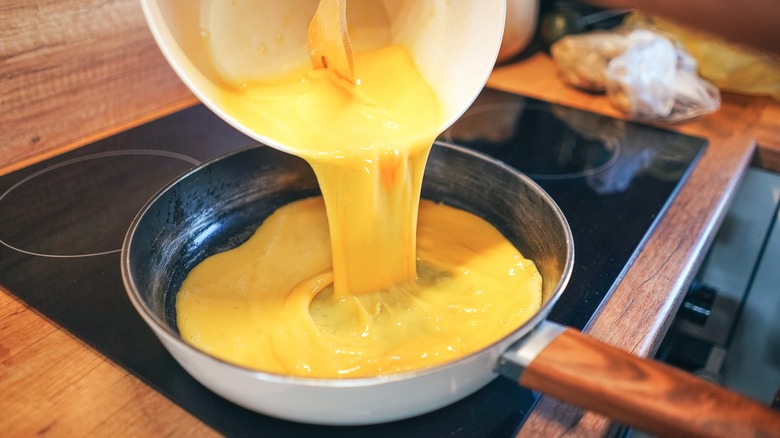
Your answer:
0;88;705;437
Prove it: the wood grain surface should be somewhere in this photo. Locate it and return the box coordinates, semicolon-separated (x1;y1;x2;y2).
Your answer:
489;53;780;438
519;328;780;438
0;0;197;175
0;290;216;436
1;2;780;435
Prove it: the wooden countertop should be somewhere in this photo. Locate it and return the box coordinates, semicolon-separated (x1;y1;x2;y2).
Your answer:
2;44;780;437
490;53;780;436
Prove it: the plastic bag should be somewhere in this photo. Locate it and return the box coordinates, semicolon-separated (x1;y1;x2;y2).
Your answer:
623;13;780;102
552;29;721;122
550;31;630;91
605;30;720;122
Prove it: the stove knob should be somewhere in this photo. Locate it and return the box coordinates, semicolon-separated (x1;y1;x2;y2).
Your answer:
679;282;717;326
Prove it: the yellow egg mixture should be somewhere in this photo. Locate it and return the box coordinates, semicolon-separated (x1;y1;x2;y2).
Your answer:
177;44;543;378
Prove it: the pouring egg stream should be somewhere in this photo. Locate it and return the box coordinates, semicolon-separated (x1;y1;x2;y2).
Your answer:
176;0;542;378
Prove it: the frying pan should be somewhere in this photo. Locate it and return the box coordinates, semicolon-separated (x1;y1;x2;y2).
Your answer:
122;142;780;437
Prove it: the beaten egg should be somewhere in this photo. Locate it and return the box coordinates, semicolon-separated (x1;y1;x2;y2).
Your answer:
177;31;542;378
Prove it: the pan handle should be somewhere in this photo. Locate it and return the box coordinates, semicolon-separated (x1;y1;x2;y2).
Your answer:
498;321;780;438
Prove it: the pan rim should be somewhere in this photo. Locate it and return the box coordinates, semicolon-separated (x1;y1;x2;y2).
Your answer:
120;141;574;388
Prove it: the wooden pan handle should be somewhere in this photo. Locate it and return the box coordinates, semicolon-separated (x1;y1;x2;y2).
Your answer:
516;326;780;438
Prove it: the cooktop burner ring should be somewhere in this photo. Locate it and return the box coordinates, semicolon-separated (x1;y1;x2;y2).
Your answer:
0;149;200;258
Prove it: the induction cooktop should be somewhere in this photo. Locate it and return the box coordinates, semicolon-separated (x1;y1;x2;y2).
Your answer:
0;87;705;437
